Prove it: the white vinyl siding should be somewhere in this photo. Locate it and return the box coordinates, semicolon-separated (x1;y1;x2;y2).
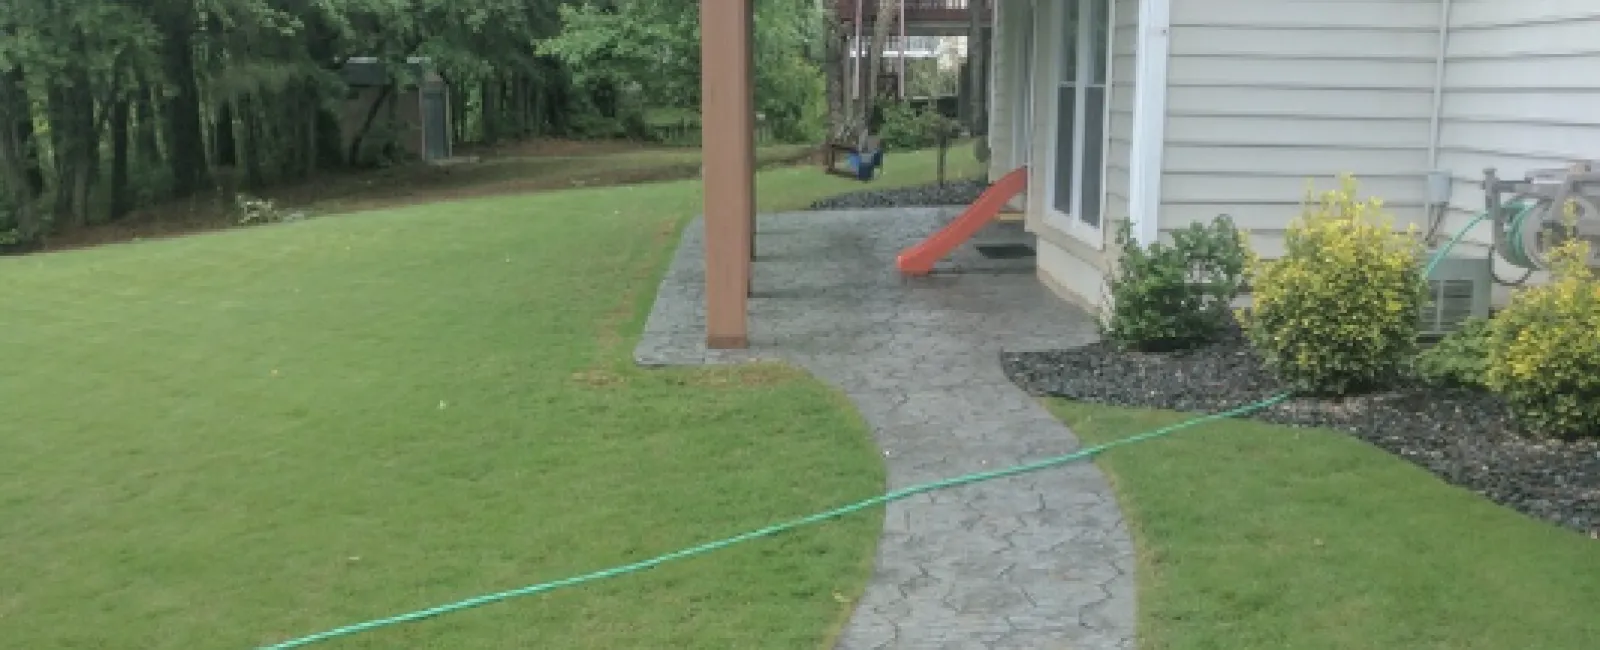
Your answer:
1156;0;1441;257
1434;0;1600;264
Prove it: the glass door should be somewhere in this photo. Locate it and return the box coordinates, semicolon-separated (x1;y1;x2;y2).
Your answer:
1051;0;1111;230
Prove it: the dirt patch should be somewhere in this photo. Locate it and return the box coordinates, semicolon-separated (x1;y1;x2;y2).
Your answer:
459;138;668;159
22;139;818;256
673;362;809;389
570;368;629;389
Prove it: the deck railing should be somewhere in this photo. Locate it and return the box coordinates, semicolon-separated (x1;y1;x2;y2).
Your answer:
834;0;989;24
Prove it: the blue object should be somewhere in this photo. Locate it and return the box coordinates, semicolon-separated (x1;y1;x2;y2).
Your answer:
847;149;884;181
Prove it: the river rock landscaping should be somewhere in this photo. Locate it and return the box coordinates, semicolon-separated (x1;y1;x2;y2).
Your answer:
1002;323;1600;538
807;178;985;210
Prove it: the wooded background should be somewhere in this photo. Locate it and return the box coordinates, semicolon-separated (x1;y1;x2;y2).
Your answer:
0;0;969;246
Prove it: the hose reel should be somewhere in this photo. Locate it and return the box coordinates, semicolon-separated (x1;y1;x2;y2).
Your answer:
1483;162;1600;271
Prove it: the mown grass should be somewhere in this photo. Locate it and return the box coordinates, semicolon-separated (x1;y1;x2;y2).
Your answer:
0;147;983;649
1048;400;1600;650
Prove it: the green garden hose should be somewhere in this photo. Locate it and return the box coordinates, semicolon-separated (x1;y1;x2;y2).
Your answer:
258;213;1493;650
1499;200;1542;270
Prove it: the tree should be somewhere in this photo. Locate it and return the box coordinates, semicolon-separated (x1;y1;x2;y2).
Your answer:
540;0;825;142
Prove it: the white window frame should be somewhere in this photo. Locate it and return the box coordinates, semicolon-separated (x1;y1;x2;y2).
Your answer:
1010;0;1035;171
1042;0;1115;249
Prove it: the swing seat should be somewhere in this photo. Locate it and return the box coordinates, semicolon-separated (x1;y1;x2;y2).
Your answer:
823;142;886;182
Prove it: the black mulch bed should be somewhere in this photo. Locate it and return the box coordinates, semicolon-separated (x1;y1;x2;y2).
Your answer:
1002;325;1600;538
807;178;987;210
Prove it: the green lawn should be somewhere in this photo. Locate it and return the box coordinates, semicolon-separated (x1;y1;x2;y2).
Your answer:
1047;400;1600;650
0;148;982;649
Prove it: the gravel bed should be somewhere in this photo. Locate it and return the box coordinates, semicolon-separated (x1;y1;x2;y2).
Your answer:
1002;326;1600;537
807;178;986;210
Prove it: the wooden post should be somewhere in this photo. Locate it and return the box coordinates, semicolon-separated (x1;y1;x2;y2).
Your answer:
701;0;755;349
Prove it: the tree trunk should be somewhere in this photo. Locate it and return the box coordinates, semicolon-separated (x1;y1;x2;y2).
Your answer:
862;0;898;144
239;94;264;189
134;84;161;165
450;81;466;145
823;9;848;142
160;13;210;197
0;66;43;239
513;73;530;137
46;73;96;226
214;100;237;167
110;95;132;220
481;79;500;144
8;68;45;196
304;83;318;175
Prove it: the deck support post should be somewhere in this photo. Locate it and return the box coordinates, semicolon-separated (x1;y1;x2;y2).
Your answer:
700;0;756;349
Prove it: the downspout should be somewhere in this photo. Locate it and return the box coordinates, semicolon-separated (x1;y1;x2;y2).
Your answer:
1426;0;1453;169
1424;0;1454;241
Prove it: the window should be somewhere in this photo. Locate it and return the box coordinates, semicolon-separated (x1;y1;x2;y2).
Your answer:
1051;0;1112;231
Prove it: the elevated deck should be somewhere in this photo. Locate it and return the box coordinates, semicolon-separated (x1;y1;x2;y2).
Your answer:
836;0;991;35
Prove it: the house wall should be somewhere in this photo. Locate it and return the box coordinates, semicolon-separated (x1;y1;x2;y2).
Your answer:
1434;0;1600;292
1023;0;1140;311
1010;0;1600;314
1155;0;1442;258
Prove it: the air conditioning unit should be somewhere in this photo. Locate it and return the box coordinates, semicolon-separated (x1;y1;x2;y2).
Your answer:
1419;253;1492;338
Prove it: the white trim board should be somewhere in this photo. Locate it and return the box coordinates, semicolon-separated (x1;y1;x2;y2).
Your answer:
1129;0;1171;248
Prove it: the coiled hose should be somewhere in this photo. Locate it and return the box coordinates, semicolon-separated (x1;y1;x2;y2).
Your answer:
257;212;1494;649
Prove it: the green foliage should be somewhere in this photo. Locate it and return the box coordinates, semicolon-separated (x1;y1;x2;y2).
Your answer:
877;102;959;150
1414;318;1491;389
1103;215;1250;351
1484;235;1600;439
904;59;960;98
539;0;825;144
1238;175;1428;395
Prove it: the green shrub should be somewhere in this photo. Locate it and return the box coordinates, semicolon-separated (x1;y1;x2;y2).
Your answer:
877;102;957;150
1414;317;1491;389
1103;215;1250;351
1483;232;1600;439
1238;175;1428;395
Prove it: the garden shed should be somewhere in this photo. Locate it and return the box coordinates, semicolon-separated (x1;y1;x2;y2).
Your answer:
339;56;453;163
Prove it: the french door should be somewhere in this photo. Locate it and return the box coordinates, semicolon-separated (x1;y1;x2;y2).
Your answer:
1050;0;1112;232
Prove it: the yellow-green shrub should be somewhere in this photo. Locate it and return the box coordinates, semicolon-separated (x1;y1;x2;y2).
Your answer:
1237;175;1427;395
1484;234;1600;439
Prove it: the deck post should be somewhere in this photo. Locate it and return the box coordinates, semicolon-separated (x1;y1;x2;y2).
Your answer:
701;0;755;349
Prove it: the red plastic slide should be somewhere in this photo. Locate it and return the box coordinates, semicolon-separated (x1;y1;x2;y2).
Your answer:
895;166;1029;276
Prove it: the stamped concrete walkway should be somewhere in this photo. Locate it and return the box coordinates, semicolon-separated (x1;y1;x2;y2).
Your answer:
635;208;1135;650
